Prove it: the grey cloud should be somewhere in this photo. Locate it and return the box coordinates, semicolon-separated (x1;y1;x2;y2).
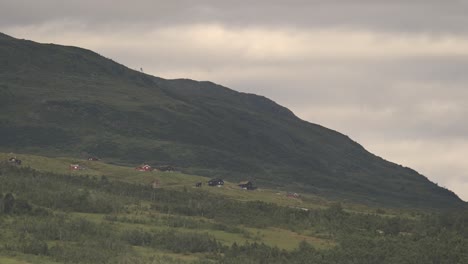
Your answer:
219;58;468;106
1;0;468;35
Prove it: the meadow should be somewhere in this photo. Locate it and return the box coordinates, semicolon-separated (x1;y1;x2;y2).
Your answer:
0;153;467;263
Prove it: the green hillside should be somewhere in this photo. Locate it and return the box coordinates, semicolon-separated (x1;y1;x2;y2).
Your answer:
0;152;333;210
0;32;464;208
0;156;467;264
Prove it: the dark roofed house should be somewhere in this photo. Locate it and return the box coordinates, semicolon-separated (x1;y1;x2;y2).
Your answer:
8;157;21;165
88;157;100;161
156;165;176;172
238;181;256;190
208;178;224;187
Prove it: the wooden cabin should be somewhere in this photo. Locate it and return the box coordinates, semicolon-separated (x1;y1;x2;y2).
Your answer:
69;164;84;170
238;181;256;190
286;192;300;199
208;178;224;187
8;157;21;165
136;164;153;172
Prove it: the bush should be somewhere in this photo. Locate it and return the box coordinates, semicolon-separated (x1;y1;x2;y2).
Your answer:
3;192;15;214
19;234;49;255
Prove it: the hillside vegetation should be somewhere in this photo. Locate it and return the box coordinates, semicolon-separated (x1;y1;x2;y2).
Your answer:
0;32;465;208
0;157;467;264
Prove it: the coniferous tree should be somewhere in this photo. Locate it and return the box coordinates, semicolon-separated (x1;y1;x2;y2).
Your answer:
3;192;15;214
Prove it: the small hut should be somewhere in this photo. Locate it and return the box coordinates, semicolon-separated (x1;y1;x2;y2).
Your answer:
8;157;22;165
136;164;153;172
69;164;84;170
286;192;300;199
208;178;224;187
238;181;256;190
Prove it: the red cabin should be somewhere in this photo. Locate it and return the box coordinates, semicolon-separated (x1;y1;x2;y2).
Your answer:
136;164;153;172
286;192;300;199
69;164;83;170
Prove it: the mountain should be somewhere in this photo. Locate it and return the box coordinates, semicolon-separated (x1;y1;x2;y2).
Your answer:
0;32;464;208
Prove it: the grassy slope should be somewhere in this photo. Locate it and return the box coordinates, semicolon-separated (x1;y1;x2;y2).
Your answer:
1;152;419;215
0;152;330;210
1;153;467;264
0;32;465;209
0;153;336;263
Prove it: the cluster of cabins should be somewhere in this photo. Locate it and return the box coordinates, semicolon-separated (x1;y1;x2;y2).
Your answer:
194;179;257;190
67;157;176;173
196;180;300;197
67;157;259;192
5;155;269;193
6;156;303;195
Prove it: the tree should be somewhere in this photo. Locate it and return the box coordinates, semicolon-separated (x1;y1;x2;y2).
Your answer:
3;192;15;214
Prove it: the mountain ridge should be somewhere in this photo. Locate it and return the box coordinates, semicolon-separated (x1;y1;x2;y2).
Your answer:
0;32;464;208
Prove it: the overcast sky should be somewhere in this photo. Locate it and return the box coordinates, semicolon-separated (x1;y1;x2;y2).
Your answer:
2;0;468;201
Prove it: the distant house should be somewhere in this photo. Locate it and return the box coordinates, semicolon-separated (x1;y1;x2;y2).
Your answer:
88;157;100;161
155;165;176;172
208;178;224;187
69;164;84;170
136;164;153;172
286;192;300;199
238;181;256;190
8;157;21;165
